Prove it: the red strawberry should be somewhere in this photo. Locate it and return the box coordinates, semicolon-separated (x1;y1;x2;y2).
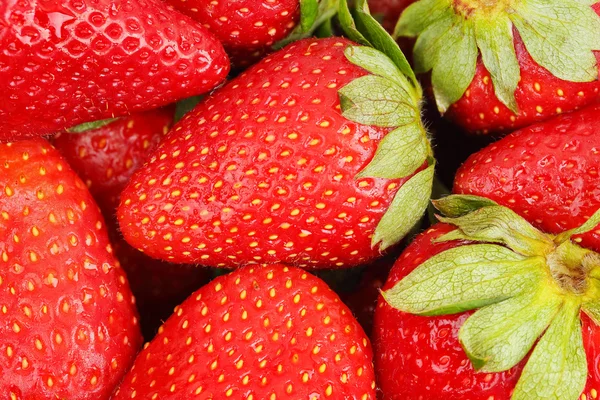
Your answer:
166;0;339;67
0;139;142;399
374;206;600;399
0;0;229;140
368;0;415;33
52;110;174;215
117;34;435;269
113;264;377;399
454;104;600;252
396;0;600;134
52;111;211;340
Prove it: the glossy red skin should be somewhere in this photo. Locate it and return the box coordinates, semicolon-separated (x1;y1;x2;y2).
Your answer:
51;112;211;340
0;140;142;399
113;264;377;399
0;0;229;140
373;224;600;399
52;109;174;214
454;104;600;253
167;0;299;66
118;37;410;269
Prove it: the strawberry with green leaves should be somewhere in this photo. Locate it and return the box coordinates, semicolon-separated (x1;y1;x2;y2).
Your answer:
0;139;142;399
117;4;435;269
52;112;212;340
167;0;339;67
395;0;600;134
113;264;377;399
374;196;600;400
0;0;229;140
454;104;600;252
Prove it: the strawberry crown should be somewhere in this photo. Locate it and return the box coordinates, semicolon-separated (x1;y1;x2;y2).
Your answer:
395;0;600;114
383;194;600;400
337;0;436;250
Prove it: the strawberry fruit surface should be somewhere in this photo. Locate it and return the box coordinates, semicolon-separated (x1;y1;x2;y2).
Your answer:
0;0;229;140
118;33;434;269
113;264;377;399
0;139;142;399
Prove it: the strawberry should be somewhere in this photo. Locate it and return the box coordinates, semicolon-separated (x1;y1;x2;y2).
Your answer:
0;0;230;140
117;13;437;269
374;197;600;400
395;0;600;134
0;139;142;399
454;104;600;253
368;0;415;33
52;112;211;340
166;0;339;68
112;264;377;399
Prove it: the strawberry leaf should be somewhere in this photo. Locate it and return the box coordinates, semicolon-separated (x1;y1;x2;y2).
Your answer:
372;163;434;250
460;287;562;372
174;96;203;123
338;75;418;127
66;118;119;133
436;205;555;257
275;0;340;49
382;243;538;315
432;194;498;218
396;0;600;113
357;124;428;179
512;299;587;400
429;17;478;113
511;0;600;83
474;15;520;114
338;0;370;45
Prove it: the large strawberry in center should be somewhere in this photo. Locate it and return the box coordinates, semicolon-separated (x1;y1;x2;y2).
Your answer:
118;26;435;269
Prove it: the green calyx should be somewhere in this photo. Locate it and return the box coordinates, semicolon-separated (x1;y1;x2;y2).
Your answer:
274;0;340;49
395;0;600;114
337;0;435;251
66;118;119;134
383;195;600;400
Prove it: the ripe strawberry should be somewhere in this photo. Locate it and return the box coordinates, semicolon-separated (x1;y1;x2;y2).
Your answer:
166;0;339;67
52;109;174;215
117;34;435;269
454;104;600;252
112;264;377;399
0;0;229;140
0;139;142;399
52;112;211;340
396;0;600;134
374;202;600;400
368;0;415;33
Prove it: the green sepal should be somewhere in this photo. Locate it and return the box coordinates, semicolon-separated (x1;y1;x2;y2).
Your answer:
512;299;587;400
435;205;555;257
583;300;600;325
356;124;428;180
274;0;340;49
372;163;435;250
66;118;119;133
555;207;600;243
511;0;600;83
338;0;419;89
338;76;418;128
382;243;537;315
474;14;520;114
432;194;498;218
174;96;203;123
396;0;600;114
460;286;562;372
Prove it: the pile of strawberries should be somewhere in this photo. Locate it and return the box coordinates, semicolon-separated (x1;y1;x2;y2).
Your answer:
2;0;600;399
